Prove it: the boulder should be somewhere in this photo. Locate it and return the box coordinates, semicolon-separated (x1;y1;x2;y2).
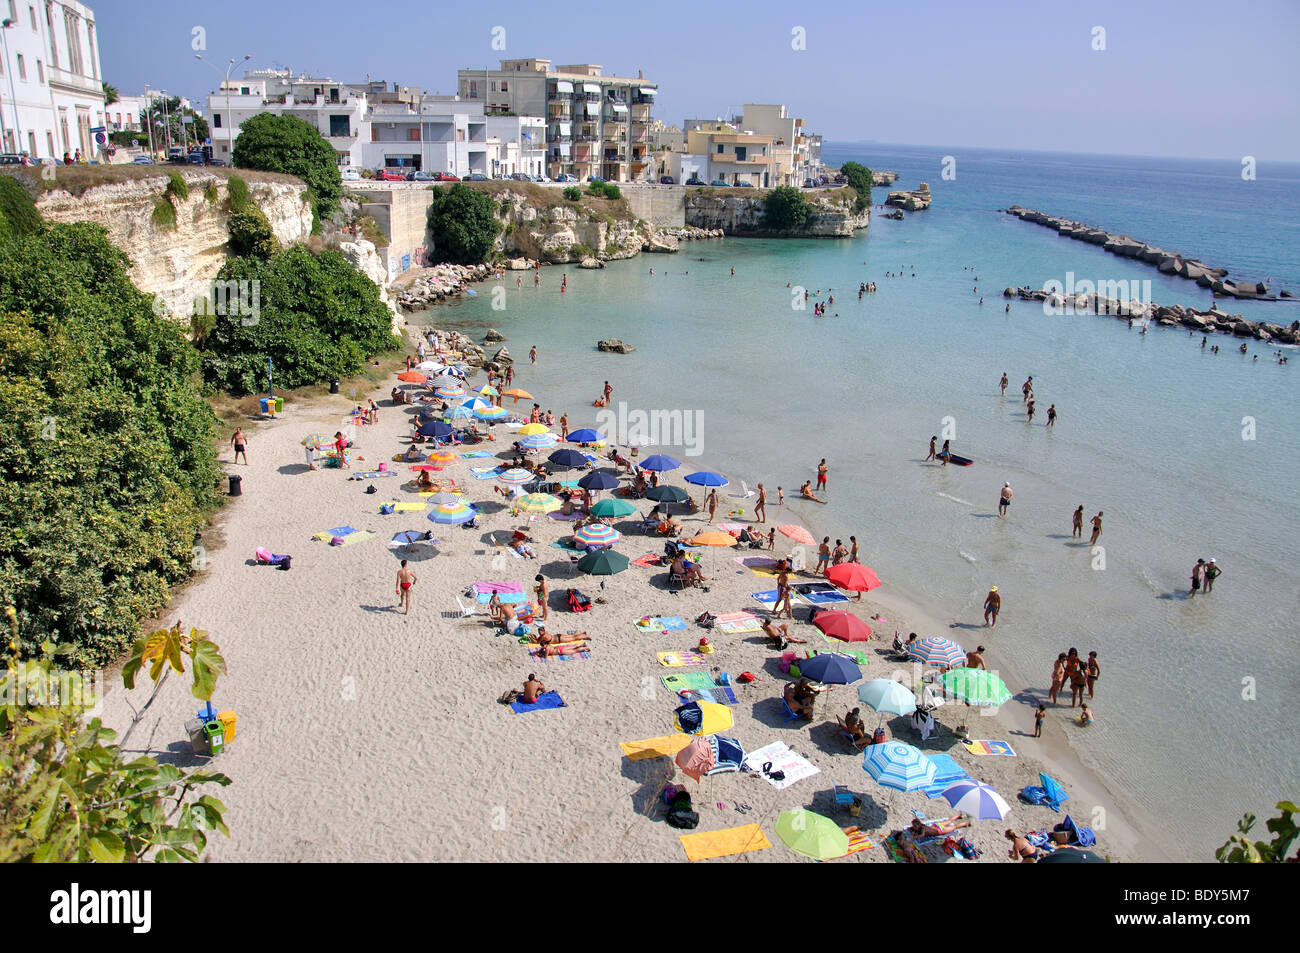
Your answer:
597;339;635;354
482;328;506;342
1232;322;1254;337
1003;287;1016;298
578;257;605;269
492;345;513;365
506;257;531;271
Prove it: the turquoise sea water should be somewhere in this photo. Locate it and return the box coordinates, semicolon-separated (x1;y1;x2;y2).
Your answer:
419;144;1300;860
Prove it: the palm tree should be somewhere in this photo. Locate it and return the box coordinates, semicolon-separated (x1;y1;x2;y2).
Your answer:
102;82;119;107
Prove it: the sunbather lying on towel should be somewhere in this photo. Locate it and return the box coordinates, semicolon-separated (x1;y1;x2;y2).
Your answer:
911;815;970;838
528;624;591;647
762;620;807;649
512;541;536;558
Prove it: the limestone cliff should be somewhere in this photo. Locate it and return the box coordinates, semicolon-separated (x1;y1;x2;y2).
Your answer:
683;188;869;236
35;171;313;319
495;193;650;263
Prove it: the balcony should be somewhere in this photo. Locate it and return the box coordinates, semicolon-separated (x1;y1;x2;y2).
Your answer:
630;104;651;121
47;64;101;97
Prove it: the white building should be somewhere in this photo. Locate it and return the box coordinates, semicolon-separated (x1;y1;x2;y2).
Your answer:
361;96;487;176
0;0;107;160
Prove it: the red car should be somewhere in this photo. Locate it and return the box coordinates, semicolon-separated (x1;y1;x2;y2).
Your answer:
376;169;406;182
433;172;460;182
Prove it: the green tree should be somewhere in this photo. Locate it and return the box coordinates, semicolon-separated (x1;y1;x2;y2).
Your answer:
102;82;120;107
143;96;209;152
199;245;400;394
840;161;873;212
232;113;342;220
227;205;279;259
1217;802;1299;862
765;185;808;229
426;183;502;265
0;221;221;666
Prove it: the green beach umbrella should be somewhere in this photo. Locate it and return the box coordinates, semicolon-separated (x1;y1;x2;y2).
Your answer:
939;668;1012;707
577;549;629;575
774;809;850;861
589;498;636;519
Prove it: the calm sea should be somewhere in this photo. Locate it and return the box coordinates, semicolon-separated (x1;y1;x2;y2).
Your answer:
421;143;1300;860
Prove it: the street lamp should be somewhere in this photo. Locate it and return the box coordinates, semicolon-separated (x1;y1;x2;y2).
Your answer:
143;84;155;158
0;18;23;156
196;53;251;163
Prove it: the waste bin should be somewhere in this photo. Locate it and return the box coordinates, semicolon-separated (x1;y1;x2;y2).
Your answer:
330;379;340;394
203;720;225;756
259;397;270;414
228;474;242;496
274;397;284;413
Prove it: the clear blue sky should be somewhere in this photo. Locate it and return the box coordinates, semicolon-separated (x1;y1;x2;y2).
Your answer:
96;0;1300;161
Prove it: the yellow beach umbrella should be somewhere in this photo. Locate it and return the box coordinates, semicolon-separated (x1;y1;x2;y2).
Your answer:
478;384;499;396
517;423;550;436
515;492;562;514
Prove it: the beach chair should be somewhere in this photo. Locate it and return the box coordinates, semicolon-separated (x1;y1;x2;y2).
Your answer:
453;595;479;618
834;716;863;750
636;512;659;534
781;697;803;723
832;784;856;808
667;572;686;593
732;480;755;500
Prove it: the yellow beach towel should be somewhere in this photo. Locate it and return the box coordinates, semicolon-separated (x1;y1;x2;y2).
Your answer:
680;824;772;862
381;502;428;512
619;734;691;761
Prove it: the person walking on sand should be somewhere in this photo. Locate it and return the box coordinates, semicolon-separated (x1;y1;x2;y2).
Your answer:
395;560;417;615
1204;558;1223;593
1072;505;1084;538
231;428;248;465
983;586;1001;627
816;458;829;492
1190;558;1205;595
1000;373;1009;396
775;568;794;620
1034;704;1046;737
754;483;767;523
529;345;537;365
559;413;569;440
998;482;1013;517
940;439;951;467
706;489;718;523
1086;651;1100;699
534;574;549;621
1089;511;1103;546
926;436;937;462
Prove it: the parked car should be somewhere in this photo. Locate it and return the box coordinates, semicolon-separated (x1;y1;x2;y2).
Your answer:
410;171;434;182
130;155;153;165
463;172;489;181
684;177;706;186
208;159;226;167
659;175;676;185
709;180;729;187
187;152;205;164
376;169;406;182
342;168;361;181
735;180;755;188
433;171;459;182
803;178;815;188
506;172;529;181
533;174;552;183
587;175;606;184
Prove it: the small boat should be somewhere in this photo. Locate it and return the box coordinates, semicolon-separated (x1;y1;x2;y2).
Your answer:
937;452;974;467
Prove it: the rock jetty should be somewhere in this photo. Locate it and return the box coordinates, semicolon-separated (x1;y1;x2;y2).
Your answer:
1001;206;1290;301
395;263;491;311
885;183;931;211
597;339;636;354
872;170;900;186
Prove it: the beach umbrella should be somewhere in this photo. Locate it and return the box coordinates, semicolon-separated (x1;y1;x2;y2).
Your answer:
578;470;620;491
548;448;589;470
426;501;476;525
435;383;466;399
774;809;851;861
388;530;429;549
517;423;551;436
1037;848;1107;864
940;668;1012;707
797;653;862;685
427;449;457;466
415;361;444;372
937;780;1011;821
478;384;499;396
427;492;462;506
589;497;636;518
515;492;562;514
448;405;474;424
431;374;462;387
574;524;621;548
566;428;603;443
397;371;427;383
684;471;729;488
409;462;438;471
646;485;689;504
812;610;873;643
519;433;559;451
496;468;535;486
675;736;715;782
825;562;883;593
862;742;936;794
577;549;628;575
857;678;916;717
639;454;682;473
416;420;452;439
672;700;733;736
460;395;493;411
474;405;510;422
688;531;738;548
778;524;815;546
301;433;332;450
502;388;533;403
908;636;966;669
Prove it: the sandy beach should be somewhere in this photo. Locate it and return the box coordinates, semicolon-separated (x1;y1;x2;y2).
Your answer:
97;336;1165;863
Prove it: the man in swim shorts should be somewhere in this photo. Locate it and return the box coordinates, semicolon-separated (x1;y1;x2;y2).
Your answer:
231;428;248;465
998;483;1013;517
983;587;1000;627
395;560;417;615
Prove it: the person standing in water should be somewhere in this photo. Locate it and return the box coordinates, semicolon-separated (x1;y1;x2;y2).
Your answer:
1022;376;1033;402
983;587;1001;627
529;346;537;365
1189;558;1206;595
940;439;951;467
1072;505;1084;538
998;482;1013;517
816;458;829;492
1203;558;1223;593
1000;373;1009;396
1089;512;1103;546
1047;404;1057;427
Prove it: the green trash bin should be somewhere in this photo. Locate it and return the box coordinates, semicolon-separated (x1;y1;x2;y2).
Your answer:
203;720;225;756
274;397;284;413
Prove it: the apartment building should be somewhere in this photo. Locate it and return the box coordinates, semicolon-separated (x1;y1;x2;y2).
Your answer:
456;58;656;182
0;0;107;160
684;123;775;187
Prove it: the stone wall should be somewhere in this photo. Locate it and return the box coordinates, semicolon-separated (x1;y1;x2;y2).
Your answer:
622;184;686;228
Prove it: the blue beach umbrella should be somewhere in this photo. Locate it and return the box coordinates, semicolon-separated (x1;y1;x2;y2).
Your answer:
417;420;453;438
797;653;862;685
548;448;589;469
862;742;936;793
684;471;729;488
578;470;620;491
639;454;682;473
566;428;603;443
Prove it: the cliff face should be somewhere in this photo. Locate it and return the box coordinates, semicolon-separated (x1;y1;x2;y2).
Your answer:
496;194;650;263
683;189;869;236
36;172;313;318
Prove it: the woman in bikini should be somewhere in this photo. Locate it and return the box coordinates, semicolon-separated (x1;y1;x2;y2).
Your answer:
1006;829;1038;863
1049;652;1067;705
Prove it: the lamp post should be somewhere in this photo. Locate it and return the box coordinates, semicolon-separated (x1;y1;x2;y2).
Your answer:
0;18;23;156
143;84;155;158
196;53;250;163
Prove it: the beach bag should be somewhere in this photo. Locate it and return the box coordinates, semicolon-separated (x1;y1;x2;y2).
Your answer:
379;503;395;515
330;536;345;547
696;611;716;628
365;485;377;495
665;791;698;830
736;672;756;684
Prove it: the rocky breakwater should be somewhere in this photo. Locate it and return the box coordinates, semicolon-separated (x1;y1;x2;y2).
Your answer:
1001;206;1292;302
1003;285;1300;343
394;262;492;312
684;188;869;237
872;170;900;187
597;339;635;354
885;182;932;212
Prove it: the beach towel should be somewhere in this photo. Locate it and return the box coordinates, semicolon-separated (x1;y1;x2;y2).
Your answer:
529;645;590;662
331;530;375;547
734;555;779;569
476;591;527;605
630;553;661;568
656;651;708;668
919;753;972;798
660;671;719;694
683;686;739;705
811;647;870;665
679;825;772;862
548;511;584;521
962;739;1017;757
509;691;566;714
460;450;495;459
742;742;820;791
380;501;428;512
550;541;587;556
831;827;876;859
713;611;762;635
715;522;746;534
751;589;804;611
803;590;850;605
635;616;687;634
313;525;359;541
884;833;929;864
472;581;524;594
619;734;692;761
470;467;501;480
353;470;398;479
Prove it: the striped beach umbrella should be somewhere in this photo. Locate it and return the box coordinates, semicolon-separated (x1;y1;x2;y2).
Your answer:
574;523;621;548
426;501;476;525
478;384;499;396
475;405;510;422
515;493;562;514
301;433;332;450
448;405;474;424
434;383;466;399
460;395;492;411
940;668;1012;707
588;497;635;518
862;742;936;793
908;636;966;669
427;449;457;466
430;374;462;388
519;432;559;451
496;468;534;486
937;780;1011;820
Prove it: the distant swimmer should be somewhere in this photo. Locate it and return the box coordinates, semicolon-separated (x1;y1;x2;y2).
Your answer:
927;435;937;462
1000;373;1009;396
998;482;1013;517
1072;505;1084;538
731;266;735;276
983;587;1001;627
1005;303;1010;313
1089;511;1103;545
1026;399;1035;423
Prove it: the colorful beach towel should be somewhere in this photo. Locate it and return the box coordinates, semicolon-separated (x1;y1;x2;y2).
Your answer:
660;671;719;694
470;467;501;480
679;824;772;862
380;501;428;512
751;589;804;611
550;541;587;556
803;590;850;605
529;645;590;662
476;591;527;605
509;691;566;714
630;553;661;568
742;741;820;790
683;686;739;706
353;470;398;479
714;611;762;635
472;581;524;594
656;651;708;668
460;450;495;459
883;833;929;864
635;616;687;634
812;647;870;665
619;734;692;761
313;525;359;541
962;739;1017;757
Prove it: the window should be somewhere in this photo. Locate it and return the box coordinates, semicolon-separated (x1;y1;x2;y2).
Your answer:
28;5;35;29
328;115;350;137
716;144;723;154
490;81;497;92
27;131;35;156
16;54;25;81
501;81;507;92
45;4;56;68
46;131;53;156
213;113;222;129
735;146;746;161
36;60;42;83
407;128;419;141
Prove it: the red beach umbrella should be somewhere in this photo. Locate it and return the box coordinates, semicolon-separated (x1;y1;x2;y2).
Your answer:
825;563;883;593
812;610;874;643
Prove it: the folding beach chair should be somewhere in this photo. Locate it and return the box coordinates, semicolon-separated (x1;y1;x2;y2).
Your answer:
781;697;803;723
833;784;856;808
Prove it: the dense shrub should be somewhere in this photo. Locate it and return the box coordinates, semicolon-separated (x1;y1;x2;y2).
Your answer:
765;185;808;229
562;186;581;202
232;113;342;220
586;181;621;200
151;196;176;229
840;161;873;212
225;175;252;212
0;175;42;240
426;183;502;264
0;222;221;666
199;245;400;395
166;172;190;203
227;205;279;260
